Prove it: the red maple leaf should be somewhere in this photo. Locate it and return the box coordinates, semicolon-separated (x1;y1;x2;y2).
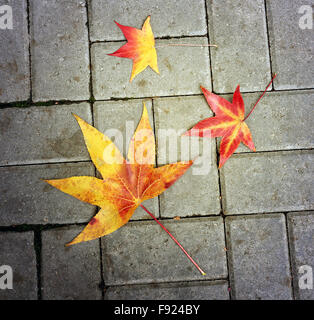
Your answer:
184;75;277;167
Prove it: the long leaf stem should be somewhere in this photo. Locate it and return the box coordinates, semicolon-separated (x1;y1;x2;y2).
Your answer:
244;73;277;121
155;43;217;48
140;204;206;276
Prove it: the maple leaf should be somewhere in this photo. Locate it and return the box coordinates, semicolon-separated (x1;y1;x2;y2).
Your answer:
108;16;159;82
44;104;192;246
184;75;277;167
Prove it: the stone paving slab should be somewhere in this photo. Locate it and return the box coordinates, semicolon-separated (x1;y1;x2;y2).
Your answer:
0;232;37;300
88;0;207;41
0;163;96;226
0;0;30;103
102;217;227;285
93;99;158;220
287;212;314;300
0;103;92;166
226;214;293;300
0;162;95;226
220;150;314;215
30;0;90;101
105;280;229;300
207;0;271;93
41;226;102;300
91;37;211;100
154;96;220;217
233;90;314;153
266;0;314;90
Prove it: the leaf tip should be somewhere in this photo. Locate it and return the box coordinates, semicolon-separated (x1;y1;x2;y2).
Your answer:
65;239;76;247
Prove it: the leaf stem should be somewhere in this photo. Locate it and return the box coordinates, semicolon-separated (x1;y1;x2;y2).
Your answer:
244;73;277;121
155;43;218;48
140;204;206;276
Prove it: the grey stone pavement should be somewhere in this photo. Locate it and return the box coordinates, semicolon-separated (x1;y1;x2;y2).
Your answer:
0;0;313;300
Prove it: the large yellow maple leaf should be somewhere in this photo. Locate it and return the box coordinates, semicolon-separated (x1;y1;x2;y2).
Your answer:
108;16;159;81
45;104;192;246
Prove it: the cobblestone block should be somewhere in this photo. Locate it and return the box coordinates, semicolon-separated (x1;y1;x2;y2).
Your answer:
220;151;314;215
102;217;227;285
266;0;314;89
0;0;30;103
41;226;102;300
0;162;95;226
154;96;220;217
0;232;37;300
207;0;271;93
88;0;207;41
91;37;211;99
93;99;158;220
226;214;293;299
234;90;314;153
0;103;92;166
287;212;314;300
105;280;229;300
30;0;90;101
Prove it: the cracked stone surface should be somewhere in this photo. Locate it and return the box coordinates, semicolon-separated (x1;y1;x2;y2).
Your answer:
207;0;271;93
102;217;227;285
266;0;314;90
105;280;229;300
221;150;314;215
0;0;30;103
226;214;293;300
88;0;207;41
154;96;221;217
287;212;314;300
41;226;102;300
30;0;90;101
0;103;92;166
0;162;96;226
0;232;37;300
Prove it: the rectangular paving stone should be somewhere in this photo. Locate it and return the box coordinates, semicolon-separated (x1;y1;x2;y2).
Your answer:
93;99;158;220
226;214;293;300
102;217;227;285
207;0;271;93
233;90;314;153
220;150;314;215
41;226;102;300
88;0;207;41
266;0;314;89
0;162;96;226
287;212;314;300
0;0;30;103
154;96;221;217
30;0;90;101
0;103;92;166
105;280;229;300
0;232;37;300
91;37;211;99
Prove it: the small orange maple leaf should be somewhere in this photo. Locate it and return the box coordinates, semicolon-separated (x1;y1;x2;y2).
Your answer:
108;16;159;82
45;104;192;246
